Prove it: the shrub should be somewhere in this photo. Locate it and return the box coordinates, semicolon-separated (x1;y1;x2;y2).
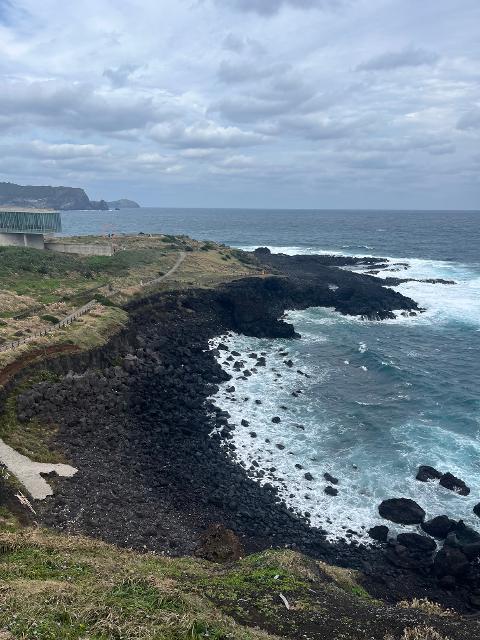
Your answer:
93;293;116;307
40;314;59;324
397;598;452;617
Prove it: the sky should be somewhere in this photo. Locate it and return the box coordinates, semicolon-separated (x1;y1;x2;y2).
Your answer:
0;0;479;209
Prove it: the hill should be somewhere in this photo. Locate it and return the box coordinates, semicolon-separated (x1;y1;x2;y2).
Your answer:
107;199;140;209
0;182;135;211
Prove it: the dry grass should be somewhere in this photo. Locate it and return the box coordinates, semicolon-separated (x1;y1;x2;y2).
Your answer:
397;598;453;618
385;627;451;640
0;235;262;377
316;560;376;601
0;527;275;640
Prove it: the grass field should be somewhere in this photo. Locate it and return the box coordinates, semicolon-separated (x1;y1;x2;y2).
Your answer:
0;521;462;640
0;234;261;376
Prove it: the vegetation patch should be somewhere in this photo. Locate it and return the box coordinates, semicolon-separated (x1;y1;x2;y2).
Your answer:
0;371;62;463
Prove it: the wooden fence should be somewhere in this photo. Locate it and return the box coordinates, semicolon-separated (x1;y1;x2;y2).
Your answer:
0;251;186;354
0;300;97;353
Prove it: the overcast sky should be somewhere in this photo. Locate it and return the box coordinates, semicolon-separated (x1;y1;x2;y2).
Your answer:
0;0;479;208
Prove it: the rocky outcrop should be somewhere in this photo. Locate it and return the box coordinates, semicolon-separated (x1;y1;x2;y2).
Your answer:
416;465;443;482
421;516;457;539
439;473;470;496
3;269;479;612
107;199;140;209
195;524;244;562
378;498;425;525
252;250;420;320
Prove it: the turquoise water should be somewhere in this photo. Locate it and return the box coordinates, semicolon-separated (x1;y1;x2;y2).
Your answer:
63;208;480;540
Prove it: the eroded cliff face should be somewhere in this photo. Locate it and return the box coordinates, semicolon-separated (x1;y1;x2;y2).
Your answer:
0;182;94;210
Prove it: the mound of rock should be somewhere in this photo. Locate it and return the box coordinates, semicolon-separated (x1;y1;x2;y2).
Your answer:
439;472;470;496
195;524;244;563
421;515;456;539
378;498;425;525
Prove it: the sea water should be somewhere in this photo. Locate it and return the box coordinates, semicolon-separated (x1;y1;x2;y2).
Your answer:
62;208;480;540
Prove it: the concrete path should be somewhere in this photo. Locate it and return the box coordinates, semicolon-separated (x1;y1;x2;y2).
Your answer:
0;438;77;499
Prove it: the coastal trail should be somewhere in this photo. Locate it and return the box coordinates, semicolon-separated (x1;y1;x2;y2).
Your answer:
0;251;187;355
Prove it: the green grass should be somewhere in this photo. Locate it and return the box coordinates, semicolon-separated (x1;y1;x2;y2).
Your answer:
0;529;269;640
0;371;62;463
0;528;469;640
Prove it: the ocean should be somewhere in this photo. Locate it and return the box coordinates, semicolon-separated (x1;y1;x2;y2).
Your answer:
62;208;480;541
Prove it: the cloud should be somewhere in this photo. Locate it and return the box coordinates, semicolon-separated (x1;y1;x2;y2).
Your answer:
103;64;141;88
29;141;109;159
217;60;288;84
221;33;265;55
0;0;14;24
150;121;268;148
218;0;344;16
0;0;477;207
457;108;480;130
0;140;109;160
357;47;440;71
281;114;358;140
0;79;169;133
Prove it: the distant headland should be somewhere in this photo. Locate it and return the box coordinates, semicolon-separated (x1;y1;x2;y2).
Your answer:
0;181;140;211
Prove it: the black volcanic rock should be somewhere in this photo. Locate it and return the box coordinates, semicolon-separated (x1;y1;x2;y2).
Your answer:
397;532;436;552
378;498;425;525
324;472;339;485
421;516;456;539
368;525;389;542
454;521;480;545
474;503;480;518
324;486;338;496
434;547;470;577
416;465;443;482
439;472;470;496
252;250;420;320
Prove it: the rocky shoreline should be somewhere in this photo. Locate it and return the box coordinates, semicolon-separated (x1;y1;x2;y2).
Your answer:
4;251;480;613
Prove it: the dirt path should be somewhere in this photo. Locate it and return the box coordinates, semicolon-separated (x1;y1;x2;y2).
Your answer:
141;250;186;287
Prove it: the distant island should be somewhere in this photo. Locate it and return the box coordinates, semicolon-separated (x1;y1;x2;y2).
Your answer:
0;181;140;211
107;199;140;209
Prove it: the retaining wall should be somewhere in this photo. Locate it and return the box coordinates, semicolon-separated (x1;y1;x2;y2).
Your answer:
45;242;113;256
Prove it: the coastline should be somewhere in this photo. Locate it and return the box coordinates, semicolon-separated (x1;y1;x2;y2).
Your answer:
2;250;479;613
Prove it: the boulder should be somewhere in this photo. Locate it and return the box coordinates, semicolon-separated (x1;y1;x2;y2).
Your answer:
433;546;470;577
324;472;339;485
304;472;314;481
368;525;389;542
378;498;425;525
195;524;244;563
416;465;443;482
473;503;480;518
272;416;281;424
421;515;456;539
396;532;436;552
461;542;480;562
454;520;480;545
439;472;470;496
385;544;432;570
324;486;338;496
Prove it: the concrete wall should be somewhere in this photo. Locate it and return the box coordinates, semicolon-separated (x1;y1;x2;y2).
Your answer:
45;242;113;256
0;232;45;249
